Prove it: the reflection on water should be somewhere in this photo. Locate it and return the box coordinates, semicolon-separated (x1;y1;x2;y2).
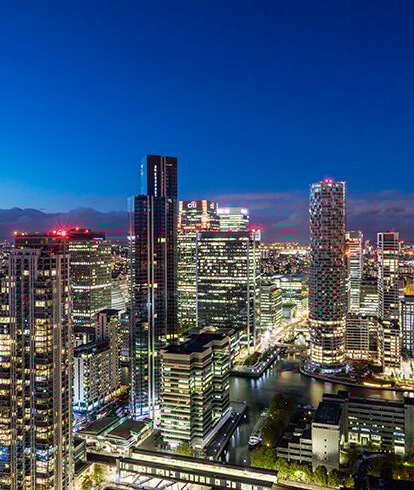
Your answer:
222;360;402;466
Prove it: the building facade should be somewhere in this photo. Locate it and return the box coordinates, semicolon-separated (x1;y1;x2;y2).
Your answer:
309;180;346;370
67;229;112;346
258;282;282;343
345;231;363;314
402;294;414;355
128;155;178;418
2;233;74;489
74;340;120;414
217;206;249;232
178;200;219;330
160;333;230;449
378;232;400;322
196;231;260;351
377;232;401;369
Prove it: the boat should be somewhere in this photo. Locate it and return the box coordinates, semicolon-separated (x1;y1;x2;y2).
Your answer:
248;410;267;447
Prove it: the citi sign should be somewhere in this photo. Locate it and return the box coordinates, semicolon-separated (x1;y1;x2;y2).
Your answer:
187;201;198;208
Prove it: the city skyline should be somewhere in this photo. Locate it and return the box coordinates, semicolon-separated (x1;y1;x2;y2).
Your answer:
1;1;414;242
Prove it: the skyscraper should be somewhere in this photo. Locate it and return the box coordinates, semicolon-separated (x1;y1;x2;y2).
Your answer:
345;231;363;314
377;232;400;322
196;231;260;352
67;228;112;346
402;294;414;356
178;200;219;329
217;206;249;232
2;232;74;489
258;281;282;343
128;155;178;419
377;232;401;370
309;180;346;370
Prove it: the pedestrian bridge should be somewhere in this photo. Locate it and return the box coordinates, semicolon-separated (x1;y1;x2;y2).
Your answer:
87;447;279;490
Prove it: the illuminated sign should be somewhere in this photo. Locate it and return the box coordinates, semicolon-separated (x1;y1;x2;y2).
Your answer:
187;201;197;209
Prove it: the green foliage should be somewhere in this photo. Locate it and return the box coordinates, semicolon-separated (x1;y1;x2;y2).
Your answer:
313;465;328;486
344;475;355;488
328;469;342;488
289;462;313;482
92;464;105;486
244;351;261;366
261;393;297;447
174;441;195;457
81;474;94;490
277;459;291;479
250;447;278;469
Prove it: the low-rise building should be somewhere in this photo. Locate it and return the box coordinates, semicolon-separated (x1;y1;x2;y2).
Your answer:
77;417;152;456
311;400;343;471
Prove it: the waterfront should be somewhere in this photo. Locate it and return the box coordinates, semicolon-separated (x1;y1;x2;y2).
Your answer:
221;359;402;466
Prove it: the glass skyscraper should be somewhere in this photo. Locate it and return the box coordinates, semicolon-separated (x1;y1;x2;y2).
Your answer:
178;200;219;330
67;228;112;346
128;155;178;419
345;231;363;314
217;206;249;232
309;180;346;370
196;231;260;352
0;233;74;489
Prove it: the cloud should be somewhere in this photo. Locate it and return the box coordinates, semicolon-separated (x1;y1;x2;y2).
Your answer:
0;208;128;241
1;189;414;244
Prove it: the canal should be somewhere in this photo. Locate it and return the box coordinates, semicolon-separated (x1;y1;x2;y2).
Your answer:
221;359;403;466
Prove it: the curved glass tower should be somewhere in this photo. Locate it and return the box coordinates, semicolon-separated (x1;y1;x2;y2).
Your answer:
309;180;346;371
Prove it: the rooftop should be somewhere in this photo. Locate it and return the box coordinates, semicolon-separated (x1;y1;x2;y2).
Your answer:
78;416;118;437
313;401;342;426
106;418;151;441
163;333;227;355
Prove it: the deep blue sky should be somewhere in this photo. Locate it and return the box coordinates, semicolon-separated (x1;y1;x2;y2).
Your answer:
1;1;414;240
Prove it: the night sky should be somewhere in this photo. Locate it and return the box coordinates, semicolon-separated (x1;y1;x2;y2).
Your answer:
1;1;414;241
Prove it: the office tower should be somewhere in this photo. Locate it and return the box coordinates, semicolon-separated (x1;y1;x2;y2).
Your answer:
377;232;401;369
196;231;260;352
68;228;112;346
128;155;178;419
345;231;363;314
360;278;378;316
259;281;282;343
111;271;128;313
401;294;414;356
5;233;73;488
161;333;230;449
276;274;309;314
217;206;249;232
345;314;378;361
378;232;400;322
309;180;346;370
119;312;130;365
178;200;219;330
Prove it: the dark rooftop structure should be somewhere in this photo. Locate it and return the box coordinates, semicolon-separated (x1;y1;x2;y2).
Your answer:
78;416;118;437
106;419;151;442
313;401;342;426
163;333;228;355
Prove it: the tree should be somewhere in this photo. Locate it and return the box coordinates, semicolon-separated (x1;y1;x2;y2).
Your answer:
250;447;278;469
328;469;342;488
301;464;313;483
277;459;291;479
81;474;94;490
175;441;195;457
344;475;355;488
313;465;328;486
92;464;105;486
